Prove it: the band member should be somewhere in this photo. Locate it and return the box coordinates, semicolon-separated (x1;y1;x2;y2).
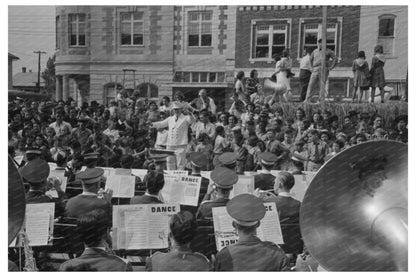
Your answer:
146;211;211;271
130;171;165;204
59;209;132;271
254;152;278;191
214;194;288;271
196;167;238;221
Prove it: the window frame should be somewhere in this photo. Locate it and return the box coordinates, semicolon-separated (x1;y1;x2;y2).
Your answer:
56;16;60;50
377;14;396;55
187;11;213;48
68;13;86;47
297;17;342;59
120;12;144;47
249;19;291;62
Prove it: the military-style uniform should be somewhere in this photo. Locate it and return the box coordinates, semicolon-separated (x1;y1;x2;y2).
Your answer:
65;168;112;219
196;198;230;220
214;235;288;271
146;246;211;271
59;248;132;271
195;167;238;221
254;152;278;191
130;194;163;205
214;194;289;271
20;159;67;218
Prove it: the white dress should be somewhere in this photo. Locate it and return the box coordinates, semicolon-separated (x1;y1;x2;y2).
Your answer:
274;58;292;93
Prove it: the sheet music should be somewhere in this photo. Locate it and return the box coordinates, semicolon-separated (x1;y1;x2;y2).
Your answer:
105;174;135;198
230;175;254;198
212;207;238;251
212;202;283;251
291;174;310;202
244;171;258;176
257;202;284;244
113;204;179;250
164;170;188;176
14;155;24;165
161;175;201;206
114;168;132;175
48;162;57;171
25;203;55;246
131;169;148;181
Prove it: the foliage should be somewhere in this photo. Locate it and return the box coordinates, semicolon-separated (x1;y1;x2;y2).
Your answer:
41;54;56;96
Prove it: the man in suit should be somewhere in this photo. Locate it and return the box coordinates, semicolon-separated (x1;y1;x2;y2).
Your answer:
151;101;195;170
146;211;211;271
214;194;288;271
59;209;132;271
254;152;278;191
196;167;237;221
267;171;303;255
130;171;165;204
65;168;112;219
20;158;67;218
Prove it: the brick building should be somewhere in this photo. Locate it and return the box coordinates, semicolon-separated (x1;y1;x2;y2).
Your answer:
234;5;361;99
358;6;407;98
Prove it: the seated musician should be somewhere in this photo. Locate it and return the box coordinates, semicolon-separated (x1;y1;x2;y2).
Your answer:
146;211;211;271
214;194;289;271
254;152;278;191
265;171;303;255
130;171;164;204
59;209;132;271
217;152;237;171
196;167;237;221
188;152;210;205
65;168;112;219
19;158;67;218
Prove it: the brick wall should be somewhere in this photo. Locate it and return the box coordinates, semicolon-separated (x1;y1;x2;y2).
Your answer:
235;6;360;69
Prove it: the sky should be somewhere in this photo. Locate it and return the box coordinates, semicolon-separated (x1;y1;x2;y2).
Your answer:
8;6;56;75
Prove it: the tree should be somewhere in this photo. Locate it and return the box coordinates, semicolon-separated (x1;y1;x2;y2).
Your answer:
41;54;56;96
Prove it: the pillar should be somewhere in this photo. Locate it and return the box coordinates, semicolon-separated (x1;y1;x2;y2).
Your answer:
63;75;70;101
55;76;62;101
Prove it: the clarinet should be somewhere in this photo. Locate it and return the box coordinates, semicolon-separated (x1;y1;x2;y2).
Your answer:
19;231;38;271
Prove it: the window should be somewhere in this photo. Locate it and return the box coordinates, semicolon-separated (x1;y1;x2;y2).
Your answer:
188;11;212;47
136;83;158;99
56;16;60;49
378;15;396;55
299;20;340;57
251;21;289;60
121;12;144;46
173;72;226;83
69;14;86;46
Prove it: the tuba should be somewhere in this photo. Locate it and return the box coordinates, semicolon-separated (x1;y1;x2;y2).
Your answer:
300;141;407;271
9;155;38;271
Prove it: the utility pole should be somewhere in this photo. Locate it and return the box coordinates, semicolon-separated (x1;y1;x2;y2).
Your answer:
320;6;327;103
33;51;46;93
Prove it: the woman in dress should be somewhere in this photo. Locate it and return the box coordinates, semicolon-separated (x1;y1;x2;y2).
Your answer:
369;45;386;103
269;49;293;104
235;71;249;105
352;51;371;103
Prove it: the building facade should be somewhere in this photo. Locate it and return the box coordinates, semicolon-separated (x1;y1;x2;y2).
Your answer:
55;5;407;104
55;5;237;108
234;5;361;99
55;6;175;105
8;53;19;89
358;5;407;98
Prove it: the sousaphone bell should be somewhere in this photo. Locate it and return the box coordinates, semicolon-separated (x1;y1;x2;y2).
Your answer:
300;141;407;271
